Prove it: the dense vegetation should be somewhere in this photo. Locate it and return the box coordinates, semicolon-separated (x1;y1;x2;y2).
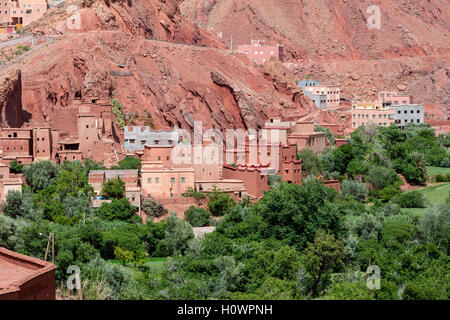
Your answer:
0;124;448;300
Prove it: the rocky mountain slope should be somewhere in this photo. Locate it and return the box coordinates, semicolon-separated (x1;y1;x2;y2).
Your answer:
180;0;449;117
1;0;314;136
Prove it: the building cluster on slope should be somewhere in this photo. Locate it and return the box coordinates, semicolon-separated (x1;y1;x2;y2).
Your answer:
0;98;117;166
90;118;343;217
351;91;424;129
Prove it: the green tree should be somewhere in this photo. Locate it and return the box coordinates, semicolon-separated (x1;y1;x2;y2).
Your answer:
207;186;235;217
142;197;168;219
418;204;449;254
163;213;194;256
297;149;322;176
117;156;142;170
301;230;344;299
2;190;23;219
341;180;368;202
114;247;134;266
22;160;58;191
100;178;125;199
9;160;23;173
96;198;140;223
184;206;211;227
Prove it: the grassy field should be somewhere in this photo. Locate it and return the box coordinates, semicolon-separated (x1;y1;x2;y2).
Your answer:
426;166;450;177
108;257;167;272
401;182;450;218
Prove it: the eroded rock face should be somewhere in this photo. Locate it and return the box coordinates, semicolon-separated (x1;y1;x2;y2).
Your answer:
179;0;450;126
0;69;23;127
3;0;313;137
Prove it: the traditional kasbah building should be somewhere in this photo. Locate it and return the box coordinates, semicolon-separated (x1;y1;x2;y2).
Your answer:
237;40;284;65
0;0;47;31
262;118;328;155
0;247;56;300
0;99;117;165
298;80;341;109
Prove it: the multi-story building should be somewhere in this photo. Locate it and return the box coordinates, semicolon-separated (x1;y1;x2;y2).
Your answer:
298;80;341;109
0;0;47;29
351;101;395;128
237;40;284;65
351;101;424;129
378;91;413;105
391;104;424;129
123;126;179;152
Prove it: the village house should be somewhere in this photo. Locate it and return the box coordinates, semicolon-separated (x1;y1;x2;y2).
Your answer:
0;0;47;32
0;162;22;202
298;80;341;109
391;104;424;129
237;40;284;65
378;91;413;105
88;169;141;209
351;101;395;128
123;126;179;152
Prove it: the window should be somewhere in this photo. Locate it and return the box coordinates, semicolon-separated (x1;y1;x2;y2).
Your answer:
155;178;159;184
417;110;420;113
171;177;175;184
166;156;170;161
157;156;161;161
417;119;420;123
170;193;174;198
147;178;152;184
181;177;185;183
270;51;274;55
254;51;258;54
244;51;248;55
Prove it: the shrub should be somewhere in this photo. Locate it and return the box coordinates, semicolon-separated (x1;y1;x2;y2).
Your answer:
378;186;402;202
142;197;167;219
341;180;368;202
393;190;426;208
96;198;139;223
184;206;211;227
367;167;400;190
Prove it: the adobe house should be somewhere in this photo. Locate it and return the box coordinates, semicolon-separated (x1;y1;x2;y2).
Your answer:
195;180;248;202
335;138;348;147
0;247;56;300
0;127;33;164
0;162;22;202
140;161;195;199
88;169;141;208
287;121;327;155
237;40;284;65
323;180;341;193
222;164;270;200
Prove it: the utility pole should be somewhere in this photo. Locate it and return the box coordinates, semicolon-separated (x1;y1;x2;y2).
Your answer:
51;233;55;264
230;33;233;52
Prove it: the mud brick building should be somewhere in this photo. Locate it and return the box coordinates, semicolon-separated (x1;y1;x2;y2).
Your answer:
88;169;141;208
0;162;21;202
0;247;56;300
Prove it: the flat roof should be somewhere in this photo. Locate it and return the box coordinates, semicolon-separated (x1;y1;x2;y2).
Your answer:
0;247;56;294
